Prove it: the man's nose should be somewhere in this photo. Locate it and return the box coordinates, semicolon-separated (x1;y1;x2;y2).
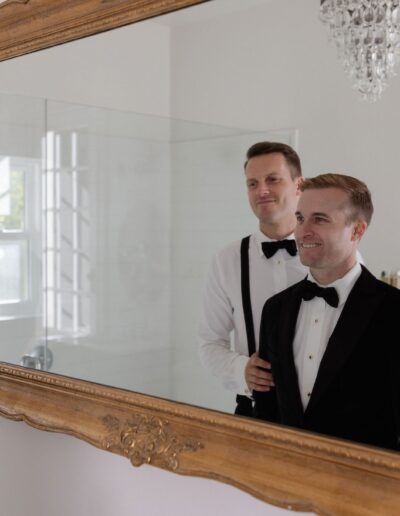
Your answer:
300;220;314;237
258;183;270;195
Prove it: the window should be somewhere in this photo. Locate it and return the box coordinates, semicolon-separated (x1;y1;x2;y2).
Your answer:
0;156;41;319
44;131;91;339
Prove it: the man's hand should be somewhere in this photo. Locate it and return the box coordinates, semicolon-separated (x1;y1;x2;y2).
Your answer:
245;352;274;392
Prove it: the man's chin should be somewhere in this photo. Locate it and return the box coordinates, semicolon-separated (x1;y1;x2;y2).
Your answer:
298;254;319;268
258;210;278;225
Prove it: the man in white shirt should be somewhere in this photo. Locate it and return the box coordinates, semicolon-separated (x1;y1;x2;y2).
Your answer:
254;173;400;450
198;142;307;415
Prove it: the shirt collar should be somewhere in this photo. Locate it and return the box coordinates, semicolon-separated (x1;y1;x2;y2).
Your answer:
308;262;362;307
253;229;296;258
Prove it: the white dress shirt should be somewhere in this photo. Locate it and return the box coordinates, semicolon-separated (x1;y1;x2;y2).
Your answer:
293;262;362;410
198;230;307;395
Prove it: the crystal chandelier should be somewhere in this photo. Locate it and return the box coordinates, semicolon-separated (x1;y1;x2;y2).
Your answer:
320;0;400;101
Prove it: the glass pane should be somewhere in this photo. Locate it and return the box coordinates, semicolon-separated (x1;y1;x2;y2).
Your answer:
0;240;27;303
0;92;44;368
0;160;25;231
45;99;295;411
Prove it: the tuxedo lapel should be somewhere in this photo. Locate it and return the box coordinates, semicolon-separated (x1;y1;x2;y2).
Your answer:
305;267;386;415
277;281;306;425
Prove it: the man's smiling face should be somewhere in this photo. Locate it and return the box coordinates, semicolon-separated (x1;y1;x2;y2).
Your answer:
295;187;364;283
245;152;300;227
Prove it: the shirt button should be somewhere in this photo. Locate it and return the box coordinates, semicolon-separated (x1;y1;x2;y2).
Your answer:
278;260;281;265
307;393;311;397
308;355;313;360
314;319;319;323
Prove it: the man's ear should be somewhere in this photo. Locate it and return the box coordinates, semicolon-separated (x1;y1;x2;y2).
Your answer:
351;220;367;241
295;176;304;195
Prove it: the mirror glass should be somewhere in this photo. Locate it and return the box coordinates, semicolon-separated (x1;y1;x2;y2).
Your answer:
0;90;294;412
0;0;399;442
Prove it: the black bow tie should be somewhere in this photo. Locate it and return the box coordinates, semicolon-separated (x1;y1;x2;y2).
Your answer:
262;240;297;259
301;280;339;308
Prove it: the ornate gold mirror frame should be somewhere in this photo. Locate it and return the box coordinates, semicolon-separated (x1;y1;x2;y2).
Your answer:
0;1;399;514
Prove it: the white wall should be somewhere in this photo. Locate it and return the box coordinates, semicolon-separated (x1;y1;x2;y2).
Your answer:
170;0;400;276
168;0;400;408
0;21;171;116
0;417;302;516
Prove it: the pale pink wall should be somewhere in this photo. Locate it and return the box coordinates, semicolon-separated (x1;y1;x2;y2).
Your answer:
0;417;308;516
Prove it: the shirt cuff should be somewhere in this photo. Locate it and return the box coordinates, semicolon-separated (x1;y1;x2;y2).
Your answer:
234;355;252;396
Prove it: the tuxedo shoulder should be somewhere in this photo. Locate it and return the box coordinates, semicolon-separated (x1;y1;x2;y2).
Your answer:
363;268;399;291
375;277;400;299
263;281;301;311
359;268;400;310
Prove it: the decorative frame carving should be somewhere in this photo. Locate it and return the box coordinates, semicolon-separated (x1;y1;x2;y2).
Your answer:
0;1;399;514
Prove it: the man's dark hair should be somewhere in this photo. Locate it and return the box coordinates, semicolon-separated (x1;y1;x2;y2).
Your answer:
244;141;302;179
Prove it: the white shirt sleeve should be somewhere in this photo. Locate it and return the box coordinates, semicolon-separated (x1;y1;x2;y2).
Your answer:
198;233;308;397
197;252;250;395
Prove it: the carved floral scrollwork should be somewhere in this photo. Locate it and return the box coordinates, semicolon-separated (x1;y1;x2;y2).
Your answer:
102;414;204;470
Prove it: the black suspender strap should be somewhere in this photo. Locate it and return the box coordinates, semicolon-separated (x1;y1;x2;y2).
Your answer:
240;235;256;357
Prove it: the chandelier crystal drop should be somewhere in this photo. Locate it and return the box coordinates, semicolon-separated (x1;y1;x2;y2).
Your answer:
320;0;400;101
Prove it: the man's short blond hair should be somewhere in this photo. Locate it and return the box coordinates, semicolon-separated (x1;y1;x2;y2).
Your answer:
301;173;373;225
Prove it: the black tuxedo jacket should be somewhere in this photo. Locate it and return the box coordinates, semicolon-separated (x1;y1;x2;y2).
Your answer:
253;266;400;451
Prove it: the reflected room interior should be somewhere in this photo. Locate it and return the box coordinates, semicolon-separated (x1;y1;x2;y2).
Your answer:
0;0;399;438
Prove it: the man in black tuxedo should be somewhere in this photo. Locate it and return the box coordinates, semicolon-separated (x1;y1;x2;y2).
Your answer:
254;173;400;451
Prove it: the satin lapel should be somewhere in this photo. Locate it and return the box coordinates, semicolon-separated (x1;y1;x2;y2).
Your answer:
305;267;385;416
278;281;305;424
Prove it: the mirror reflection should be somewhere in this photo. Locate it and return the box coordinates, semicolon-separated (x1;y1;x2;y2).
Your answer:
1;92;285;409
0;0;399;451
